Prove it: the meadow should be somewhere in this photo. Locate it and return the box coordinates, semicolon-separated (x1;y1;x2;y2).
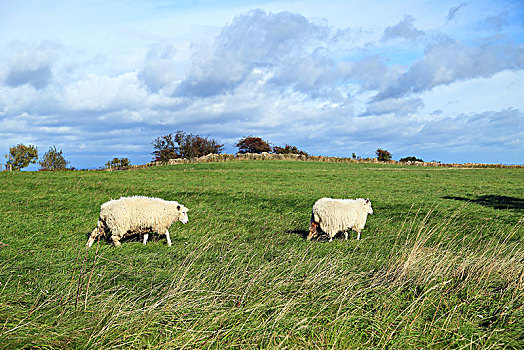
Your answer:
0;160;522;349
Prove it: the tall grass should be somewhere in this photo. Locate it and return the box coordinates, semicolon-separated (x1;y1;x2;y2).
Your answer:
0;161;522;348
2;209;520;349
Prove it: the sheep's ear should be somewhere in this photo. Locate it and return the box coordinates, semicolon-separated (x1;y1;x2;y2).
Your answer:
177;205;181;210
365;198;370;203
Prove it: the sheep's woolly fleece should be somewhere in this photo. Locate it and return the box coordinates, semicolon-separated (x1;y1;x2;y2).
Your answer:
309;198;373;241
87;196;189;248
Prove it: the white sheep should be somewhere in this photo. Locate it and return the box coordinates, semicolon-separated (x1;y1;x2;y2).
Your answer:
307;198;373;241
86;196;189;249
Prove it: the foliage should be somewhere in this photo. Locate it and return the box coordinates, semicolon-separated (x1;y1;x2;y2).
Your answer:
376;148;392;161
235;136;271;154
0;161;522;348
105;157;131;169
5;144;38;171
272;144;309;156
153;131;224;162
399;156;424;162
152;133;177;162
38;146;69;171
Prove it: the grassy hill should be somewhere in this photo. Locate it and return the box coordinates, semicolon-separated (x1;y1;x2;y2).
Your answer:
0;160;522;349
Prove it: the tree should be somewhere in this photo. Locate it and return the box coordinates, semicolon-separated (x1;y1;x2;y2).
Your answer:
152;131;224;162
105;157;131;169
235;136;271;154
5;144;38;171
399;156;423;162
152;133;178;162
174;131;224;159
272;144;308;156
39;146;69;170
376;148;392;161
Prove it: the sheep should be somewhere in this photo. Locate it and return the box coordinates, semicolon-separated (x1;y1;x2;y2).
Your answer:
86;196;189;249
307;198;373;241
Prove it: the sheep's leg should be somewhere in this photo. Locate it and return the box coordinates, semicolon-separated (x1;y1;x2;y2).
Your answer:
165;229;172;246
86;219;106;249
329;236;333;242
143;233;149;245
356;230;361;240
111;235;122;247
86;227;99;249
344;231;348;240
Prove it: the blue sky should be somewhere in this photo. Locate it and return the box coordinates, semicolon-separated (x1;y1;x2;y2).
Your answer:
1;0;523;169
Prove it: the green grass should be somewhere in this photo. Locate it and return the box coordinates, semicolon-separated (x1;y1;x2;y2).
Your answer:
0;160;522;349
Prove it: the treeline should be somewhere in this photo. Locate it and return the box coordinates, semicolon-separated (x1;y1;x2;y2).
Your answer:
3;130;416;171
152;131;310;163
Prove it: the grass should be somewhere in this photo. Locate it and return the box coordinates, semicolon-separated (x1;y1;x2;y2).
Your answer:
0;160;522;349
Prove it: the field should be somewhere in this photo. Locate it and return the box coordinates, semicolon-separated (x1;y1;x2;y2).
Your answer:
0;160;522;349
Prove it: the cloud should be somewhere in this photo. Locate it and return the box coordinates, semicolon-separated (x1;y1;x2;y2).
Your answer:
374;38;524;100
2;41;61;89
415;108;523;152
138;43;180;93
363;97;424;116
382;15;425;41
174;9;331;98
446;3;467;23
62;72;148;112
1;5;523;167
480;13;509;31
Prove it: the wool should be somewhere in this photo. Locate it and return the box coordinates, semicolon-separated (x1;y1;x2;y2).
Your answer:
86;196;188;248
308;198;373;241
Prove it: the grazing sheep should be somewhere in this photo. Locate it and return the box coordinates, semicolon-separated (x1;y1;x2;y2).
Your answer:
86;196;189;249
307;198;373;241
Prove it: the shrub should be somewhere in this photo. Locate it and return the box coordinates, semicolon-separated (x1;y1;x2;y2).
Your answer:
152;134;178;162
5;144;38;171
235;136;271;154
376;148;392;162
399;156;424;162
272;144;308;156
105;158;131;169
153;131;224;162
39;146;69;170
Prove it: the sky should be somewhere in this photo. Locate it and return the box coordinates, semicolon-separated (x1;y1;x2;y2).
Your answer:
1;0;523;169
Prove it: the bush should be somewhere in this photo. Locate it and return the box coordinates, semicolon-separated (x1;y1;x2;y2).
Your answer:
5;144;38;171
272;144;308;156
235;136;271;154
153;131;224;162
376;148;392;162
105;158;131;169
39;146;69;170
399;156;424;162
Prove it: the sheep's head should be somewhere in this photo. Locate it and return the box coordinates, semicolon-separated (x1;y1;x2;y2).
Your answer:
365;198;373;215
307;221;319;240
177;204;189;224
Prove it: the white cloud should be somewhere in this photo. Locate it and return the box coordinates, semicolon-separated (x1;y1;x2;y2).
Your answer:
1;2;523;168
374;38;524;100
382;15;425;41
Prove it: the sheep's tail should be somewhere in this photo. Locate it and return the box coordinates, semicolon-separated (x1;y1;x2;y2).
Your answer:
86;218;107;250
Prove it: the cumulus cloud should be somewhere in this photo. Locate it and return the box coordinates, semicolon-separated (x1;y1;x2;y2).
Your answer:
174;9;331;98
1;5;523;167
138;43;180;93
2;41;61;89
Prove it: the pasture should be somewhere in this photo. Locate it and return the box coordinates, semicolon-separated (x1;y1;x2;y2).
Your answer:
0;160;522;349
